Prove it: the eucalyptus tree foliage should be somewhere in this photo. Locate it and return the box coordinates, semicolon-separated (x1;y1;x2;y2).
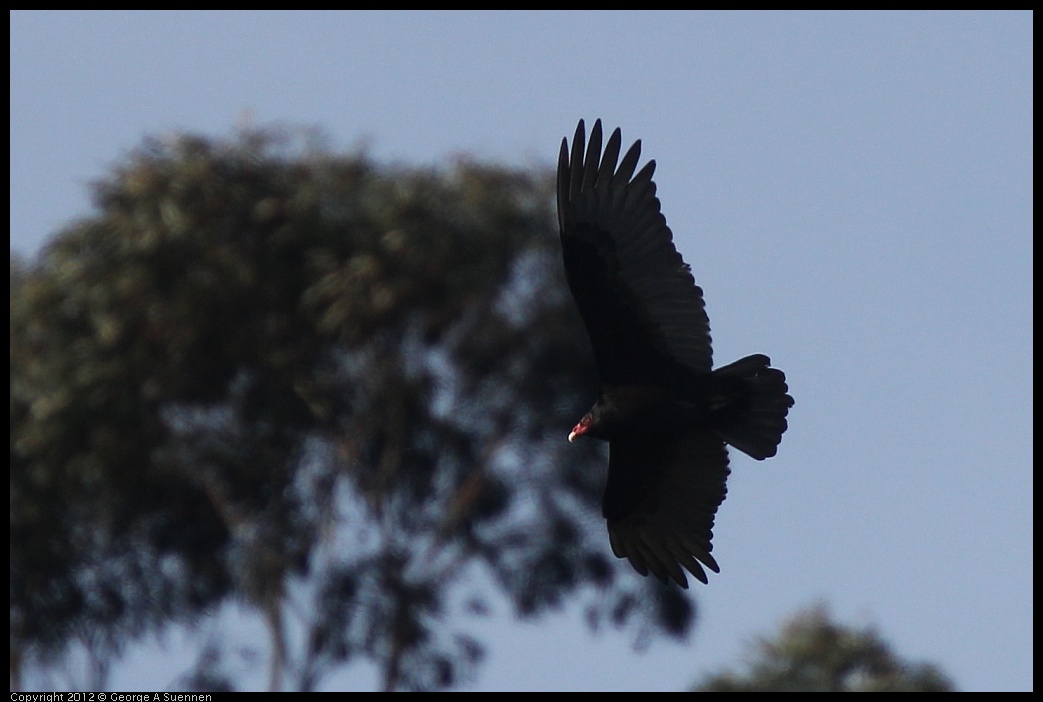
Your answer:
693;606;955;692
11;129;693;691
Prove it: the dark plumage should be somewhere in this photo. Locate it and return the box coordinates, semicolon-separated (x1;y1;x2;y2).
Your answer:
558;119;794;587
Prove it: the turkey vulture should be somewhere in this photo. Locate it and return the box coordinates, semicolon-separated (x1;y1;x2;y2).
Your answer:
557;119;794;588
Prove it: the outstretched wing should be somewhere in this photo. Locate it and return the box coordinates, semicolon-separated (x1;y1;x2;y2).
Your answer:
557;118;712;387
604;428;730;587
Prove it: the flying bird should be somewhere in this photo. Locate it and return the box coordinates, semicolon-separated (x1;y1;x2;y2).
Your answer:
557;119;794;588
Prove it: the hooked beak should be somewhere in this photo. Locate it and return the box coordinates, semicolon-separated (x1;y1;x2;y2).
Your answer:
568;429;578;443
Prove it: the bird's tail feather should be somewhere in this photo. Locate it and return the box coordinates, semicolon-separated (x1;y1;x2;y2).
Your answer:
710;354;793;460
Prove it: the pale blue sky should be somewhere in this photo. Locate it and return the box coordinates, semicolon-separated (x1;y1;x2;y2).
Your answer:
11;11;1032;692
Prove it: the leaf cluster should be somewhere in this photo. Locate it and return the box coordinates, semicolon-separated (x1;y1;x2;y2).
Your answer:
693;605;956;692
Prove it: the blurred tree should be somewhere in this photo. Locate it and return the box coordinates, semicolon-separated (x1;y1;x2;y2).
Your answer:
692;605;956;692
10;128;694;692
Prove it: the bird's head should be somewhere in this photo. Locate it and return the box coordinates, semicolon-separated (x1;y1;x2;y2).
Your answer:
568;402;615;443
567;413;595;443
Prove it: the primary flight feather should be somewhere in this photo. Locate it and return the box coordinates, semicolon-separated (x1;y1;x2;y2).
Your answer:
557;119;794;587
